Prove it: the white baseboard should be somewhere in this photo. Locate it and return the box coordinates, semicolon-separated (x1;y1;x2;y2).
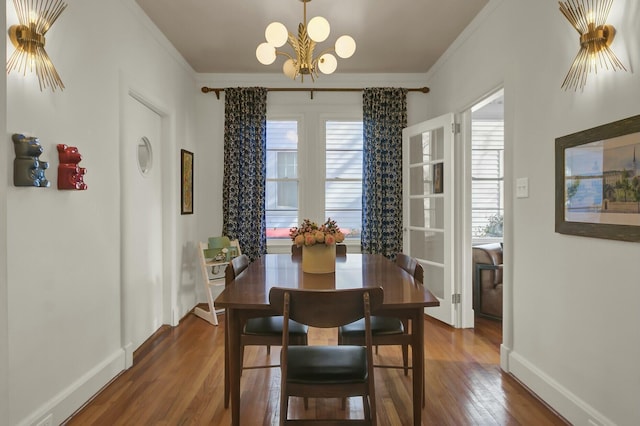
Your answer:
509;351;614;426
17;348;125;426
124;342;134;369
500;343;511;372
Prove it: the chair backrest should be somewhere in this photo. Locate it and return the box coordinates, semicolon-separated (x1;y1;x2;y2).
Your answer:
269;287;383;329
224;254;250;286
396;253;423;284
198;242;211;283
291;244;302;257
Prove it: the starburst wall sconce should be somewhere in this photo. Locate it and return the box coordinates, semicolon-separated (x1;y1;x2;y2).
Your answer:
559;0;627;91
6;0;67;92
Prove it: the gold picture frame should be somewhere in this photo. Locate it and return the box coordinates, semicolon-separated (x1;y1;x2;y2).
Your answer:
181;149;194;215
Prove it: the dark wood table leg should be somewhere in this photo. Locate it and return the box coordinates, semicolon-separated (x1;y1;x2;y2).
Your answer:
227;308;241;426
412;308;424;426
224;308;230;409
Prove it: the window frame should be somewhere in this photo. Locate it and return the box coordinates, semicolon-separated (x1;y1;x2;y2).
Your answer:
265;107;363;250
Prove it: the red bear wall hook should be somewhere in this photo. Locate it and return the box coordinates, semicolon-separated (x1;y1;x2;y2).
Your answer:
57;144;88;190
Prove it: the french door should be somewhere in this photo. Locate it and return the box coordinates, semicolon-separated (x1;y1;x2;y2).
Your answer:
402;113;457;326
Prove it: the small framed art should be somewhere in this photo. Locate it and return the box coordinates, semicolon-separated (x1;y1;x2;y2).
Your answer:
181;149;194;215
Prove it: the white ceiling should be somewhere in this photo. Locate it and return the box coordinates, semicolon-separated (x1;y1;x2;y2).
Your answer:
135;0;489;75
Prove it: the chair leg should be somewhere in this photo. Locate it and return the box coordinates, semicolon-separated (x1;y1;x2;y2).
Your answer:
304;397;309;410
266;345;271;355
362;395;370;420
280;395;288;426
240;344;245;377
402;343;409;376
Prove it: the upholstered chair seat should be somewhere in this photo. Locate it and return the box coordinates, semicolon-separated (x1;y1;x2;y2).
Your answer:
244;316;308;337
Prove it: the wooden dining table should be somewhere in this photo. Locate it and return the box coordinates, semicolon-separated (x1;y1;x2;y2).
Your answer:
214;253;440;426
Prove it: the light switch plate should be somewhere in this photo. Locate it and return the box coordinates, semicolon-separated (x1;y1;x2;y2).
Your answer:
516;177;529;198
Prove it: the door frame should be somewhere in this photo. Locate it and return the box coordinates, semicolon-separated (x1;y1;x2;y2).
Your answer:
458;86;513;371
461;88;506;329
402;113;457;326
118;76;177;367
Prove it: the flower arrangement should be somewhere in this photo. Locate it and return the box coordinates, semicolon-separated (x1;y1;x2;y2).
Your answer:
290;218;346;247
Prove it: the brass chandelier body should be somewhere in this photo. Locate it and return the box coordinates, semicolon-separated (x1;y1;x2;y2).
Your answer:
559;0;626;91
256;0;356;82
7;0;67;92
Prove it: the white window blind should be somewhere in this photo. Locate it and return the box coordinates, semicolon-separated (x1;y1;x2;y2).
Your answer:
325;121;363;238
266;120;299;239
471;120;504;238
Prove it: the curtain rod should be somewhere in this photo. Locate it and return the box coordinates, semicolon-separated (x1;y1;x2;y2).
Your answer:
200;86;430;100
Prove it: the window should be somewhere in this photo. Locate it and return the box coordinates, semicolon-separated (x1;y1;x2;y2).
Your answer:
325;121;363;239
265;117;363;241
471;119;504;239
266;120;298;239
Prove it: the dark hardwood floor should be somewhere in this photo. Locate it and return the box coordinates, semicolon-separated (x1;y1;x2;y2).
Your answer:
64;311;567;425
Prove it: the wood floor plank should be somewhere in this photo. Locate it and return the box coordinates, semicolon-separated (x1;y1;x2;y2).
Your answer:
63;313;568;425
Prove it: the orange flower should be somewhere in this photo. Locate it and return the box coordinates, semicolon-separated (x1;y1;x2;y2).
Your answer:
304;234;316;246
290;218;347;247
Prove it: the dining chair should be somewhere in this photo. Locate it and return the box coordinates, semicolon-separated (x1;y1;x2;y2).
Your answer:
338;253;423;375
223;254;309;408
269;287;383;425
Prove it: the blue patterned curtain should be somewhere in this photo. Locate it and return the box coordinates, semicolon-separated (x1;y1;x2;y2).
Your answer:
361;88;408;258
222;87;267;260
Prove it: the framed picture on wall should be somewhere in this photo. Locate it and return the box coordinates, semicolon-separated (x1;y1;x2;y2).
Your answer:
181;149;194;215
433;162;443;194
555;114;640;242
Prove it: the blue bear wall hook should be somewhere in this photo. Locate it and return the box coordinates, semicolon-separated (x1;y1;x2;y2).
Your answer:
12;133;51;187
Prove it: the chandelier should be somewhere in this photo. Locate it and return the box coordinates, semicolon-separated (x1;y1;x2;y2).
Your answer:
255;0;356;82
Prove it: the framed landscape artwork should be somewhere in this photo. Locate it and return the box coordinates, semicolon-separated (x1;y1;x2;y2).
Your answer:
555;114;640;242
181;149;194;215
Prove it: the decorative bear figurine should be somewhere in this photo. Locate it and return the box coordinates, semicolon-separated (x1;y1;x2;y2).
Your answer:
12;133;50;187
57;144;88;190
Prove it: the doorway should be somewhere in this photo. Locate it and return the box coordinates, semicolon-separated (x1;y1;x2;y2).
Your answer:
469;89;504;329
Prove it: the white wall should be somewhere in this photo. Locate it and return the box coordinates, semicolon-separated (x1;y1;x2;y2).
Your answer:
4;0;198;424
6;0;638;424
1;4;9;424
425;1;640;425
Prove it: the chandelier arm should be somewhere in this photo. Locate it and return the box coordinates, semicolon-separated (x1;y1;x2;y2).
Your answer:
314;47;336;58
275;51;294;61
310;47;336;71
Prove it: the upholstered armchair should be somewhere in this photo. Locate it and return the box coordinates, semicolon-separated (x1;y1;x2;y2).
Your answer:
472;243;503;320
